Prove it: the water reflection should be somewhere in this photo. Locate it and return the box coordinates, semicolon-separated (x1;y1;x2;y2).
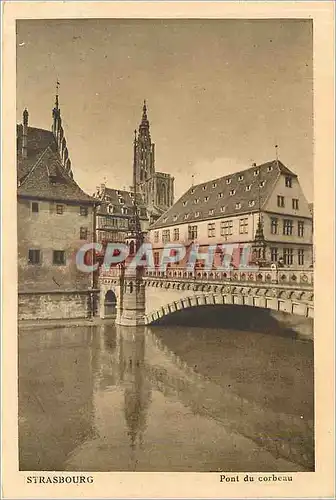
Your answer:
19;324;313;472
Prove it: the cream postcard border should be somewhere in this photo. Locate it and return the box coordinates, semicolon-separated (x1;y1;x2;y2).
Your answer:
2;2;335;498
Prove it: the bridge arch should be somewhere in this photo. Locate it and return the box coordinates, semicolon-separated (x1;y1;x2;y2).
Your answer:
144;292;314;326
103;289;117;318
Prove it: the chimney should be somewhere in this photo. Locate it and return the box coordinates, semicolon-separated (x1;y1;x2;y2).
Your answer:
22;108;29;159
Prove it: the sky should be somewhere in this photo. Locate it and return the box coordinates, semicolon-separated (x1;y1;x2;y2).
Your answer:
16;19;313;201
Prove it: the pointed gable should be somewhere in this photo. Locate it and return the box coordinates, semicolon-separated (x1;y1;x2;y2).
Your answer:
18;147;93;204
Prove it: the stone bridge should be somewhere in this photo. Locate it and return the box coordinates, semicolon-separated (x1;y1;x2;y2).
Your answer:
99;267;314;330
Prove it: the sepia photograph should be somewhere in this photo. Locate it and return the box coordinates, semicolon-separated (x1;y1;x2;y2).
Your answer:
16;17;315;474
1;2;334;498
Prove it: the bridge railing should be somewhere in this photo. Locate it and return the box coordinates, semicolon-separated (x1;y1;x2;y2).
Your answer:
145;266;314;287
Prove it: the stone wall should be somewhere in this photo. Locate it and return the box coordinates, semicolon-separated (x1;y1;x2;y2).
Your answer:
18;291;100;321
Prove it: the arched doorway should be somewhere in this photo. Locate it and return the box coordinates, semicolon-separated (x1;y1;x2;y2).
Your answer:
104;290;117;318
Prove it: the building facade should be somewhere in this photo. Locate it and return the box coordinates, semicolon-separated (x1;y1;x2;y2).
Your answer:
94;185;149;244
148;160;313;268
17;96;96;320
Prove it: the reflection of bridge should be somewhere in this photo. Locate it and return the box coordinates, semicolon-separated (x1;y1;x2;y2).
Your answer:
99;266;314;327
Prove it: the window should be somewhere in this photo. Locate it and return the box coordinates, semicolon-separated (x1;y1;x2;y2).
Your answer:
283;219;293;236
28;249;40;265
226;178;232;185
53;250;66;265
254;169;260;176
292;198;299;210
154;231;159;243
173;228;179;241
298;220;304;237
229;189;235;196
208;223;215;238
121;207;128;215
204;196;209;202
191;188;195;194
194;198;200;204
202;185;207;190
220;206;226;213
184;214;189;220
221;220;233;236
209;209;214;215
271;217;278;234
283;248;294;265
31;202;39;213
270;247;278;262
218;192;223;198
162;229;170;243
107;204;114;214
56;204;64;215
277;195;285;208
285;176;292;188
183;201;188;206
154;252;160;267
188;225;198;240
248;200;255;207
239;218;248;234
246;185;252;191
195;211;200;217
259;181;265;188
298;249;305;265
173;215;178;221
267;165;273;172
238;175;244;181
80;206;88;216
118;198;125;204
235;202;241;209
212;182;217;188
80;227;88;240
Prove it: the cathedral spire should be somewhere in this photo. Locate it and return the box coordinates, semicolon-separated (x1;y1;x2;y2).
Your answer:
139;99;149;130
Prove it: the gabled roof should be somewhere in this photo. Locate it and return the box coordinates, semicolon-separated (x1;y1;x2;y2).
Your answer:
150;160;297;229
17;125;57;182
18;147;93;204
95;187;148;218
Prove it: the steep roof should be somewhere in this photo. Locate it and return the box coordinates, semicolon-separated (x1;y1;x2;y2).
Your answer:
95;187;148;218
17;123;94;204
150;160;297;229
18;147;93;204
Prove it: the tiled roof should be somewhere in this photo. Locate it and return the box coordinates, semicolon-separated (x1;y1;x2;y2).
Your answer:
18;147;94;204
95;187;148;218
17;125;57;182
150;160;297;229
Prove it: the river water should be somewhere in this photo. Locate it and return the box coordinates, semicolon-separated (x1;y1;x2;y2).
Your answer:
19;323;314;472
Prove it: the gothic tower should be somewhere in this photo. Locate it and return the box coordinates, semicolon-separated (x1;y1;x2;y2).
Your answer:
134;100;155;205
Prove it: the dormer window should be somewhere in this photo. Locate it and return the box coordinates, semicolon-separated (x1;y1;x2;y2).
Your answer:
107;204;114;214
259;181;266;188
204;196;209;202
248;200;255;207
195;211;200;217
209;209;214;215
235;202;241;209
119;197;125;204
229;189;236;196
212;182;217;188
202;185;207;191
184;214;189;220
226;178;232;185
220;206;226;213
238;175;244;181
254;169;260;176
173;215;178;221
194;198;200;204
267;165;273;172
218;192;223;198
191;188;195;194
246;185;252;191
183;201;188;207
121;207;128;215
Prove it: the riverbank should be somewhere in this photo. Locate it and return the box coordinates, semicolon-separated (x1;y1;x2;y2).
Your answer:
19;317;116;330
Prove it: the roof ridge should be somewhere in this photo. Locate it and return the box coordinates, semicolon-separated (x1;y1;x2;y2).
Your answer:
19;146;53;187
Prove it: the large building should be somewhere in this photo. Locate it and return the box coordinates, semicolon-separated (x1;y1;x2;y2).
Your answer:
149;160;313;268
93;101;174;243
17;94;96;320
